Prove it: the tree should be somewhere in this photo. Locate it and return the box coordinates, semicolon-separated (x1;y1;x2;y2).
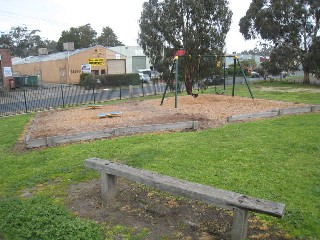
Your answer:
138;0;232;95
310;37;320;77
239;0;320;83
97;26;124;47
0;26;52;57
57;24;97;51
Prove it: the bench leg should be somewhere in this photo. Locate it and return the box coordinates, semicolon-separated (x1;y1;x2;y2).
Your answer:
231;208;249;240
100;171;117;204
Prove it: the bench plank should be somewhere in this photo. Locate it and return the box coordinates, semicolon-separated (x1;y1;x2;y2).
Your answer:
85;158;285;218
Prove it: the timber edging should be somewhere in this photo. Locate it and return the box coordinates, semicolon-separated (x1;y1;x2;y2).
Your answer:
26;121;199;148
227;105;320;123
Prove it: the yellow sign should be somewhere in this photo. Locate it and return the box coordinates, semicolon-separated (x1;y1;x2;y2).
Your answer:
88;58;105;66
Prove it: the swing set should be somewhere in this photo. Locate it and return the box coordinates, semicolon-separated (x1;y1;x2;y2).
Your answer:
161;54;254;108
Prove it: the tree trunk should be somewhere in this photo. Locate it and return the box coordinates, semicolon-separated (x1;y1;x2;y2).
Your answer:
303;66;310;84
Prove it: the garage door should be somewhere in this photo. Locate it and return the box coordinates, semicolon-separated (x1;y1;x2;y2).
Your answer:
107;60;126;74
132;56;146;72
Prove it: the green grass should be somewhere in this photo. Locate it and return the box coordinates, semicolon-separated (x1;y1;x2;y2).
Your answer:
221;81;320;104
0;82;319;239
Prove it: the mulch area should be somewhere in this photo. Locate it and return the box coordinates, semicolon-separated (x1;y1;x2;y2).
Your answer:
28;94;306;139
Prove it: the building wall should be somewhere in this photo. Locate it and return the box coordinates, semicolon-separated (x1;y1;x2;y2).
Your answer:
0;49;13;90
13;46;126;84
109;46;152;73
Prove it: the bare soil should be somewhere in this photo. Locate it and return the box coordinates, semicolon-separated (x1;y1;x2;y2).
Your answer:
28;94;302;239
67;179;292;239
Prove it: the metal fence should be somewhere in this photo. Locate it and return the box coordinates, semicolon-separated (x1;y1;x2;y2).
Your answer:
0;83;169;117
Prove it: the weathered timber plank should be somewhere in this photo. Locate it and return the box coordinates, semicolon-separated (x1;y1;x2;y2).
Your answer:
27;121;198;148
278;106;312;115
85;158;285;218
227;110;279;122
231;208;249;240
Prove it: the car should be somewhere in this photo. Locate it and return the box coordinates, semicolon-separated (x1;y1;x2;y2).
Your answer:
137;69;151;83
281;71;288;78
151;70;160;79
250;71;260;78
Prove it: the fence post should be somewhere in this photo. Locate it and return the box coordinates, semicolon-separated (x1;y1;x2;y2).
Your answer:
129;85;133;99
92;84;96;104
60;85;65;108
141;82;145;97
23;89;28;114
119;85;122;100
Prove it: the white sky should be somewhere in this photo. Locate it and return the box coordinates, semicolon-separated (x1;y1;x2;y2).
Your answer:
0;0;257;53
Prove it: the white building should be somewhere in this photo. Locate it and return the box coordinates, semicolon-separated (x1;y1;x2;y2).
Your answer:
109;46;152;73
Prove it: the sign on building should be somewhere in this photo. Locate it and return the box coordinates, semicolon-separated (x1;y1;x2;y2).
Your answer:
3;67;12;77
88;58;105;66
81;64;91;73
63;42;75;51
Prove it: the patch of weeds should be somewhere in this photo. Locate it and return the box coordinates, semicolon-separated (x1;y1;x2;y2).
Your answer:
0;197;104;240
105;225;149;240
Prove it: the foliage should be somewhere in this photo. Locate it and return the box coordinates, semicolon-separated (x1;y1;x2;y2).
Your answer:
239;0;320;83
1;24;123;56
57;24;124;51
308;36;320;78
79;73;140;89
262;45;300;76
0;26;57;57
57;24;97;51
0;197;104;240
138;0;232;94
105;225;149;240
97;26;124;47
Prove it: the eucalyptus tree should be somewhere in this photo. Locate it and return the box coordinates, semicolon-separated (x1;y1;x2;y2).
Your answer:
239;0;320;83
97;26;124;47
138;0;232;95
57;24;97;51
0;26;56;57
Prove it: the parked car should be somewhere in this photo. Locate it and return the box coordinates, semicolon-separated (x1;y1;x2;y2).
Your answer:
281;71;288;78
137;69;151;83
250;71;260;78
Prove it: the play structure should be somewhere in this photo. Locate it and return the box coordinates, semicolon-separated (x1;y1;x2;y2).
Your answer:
161;54;254;108
97;111;122;118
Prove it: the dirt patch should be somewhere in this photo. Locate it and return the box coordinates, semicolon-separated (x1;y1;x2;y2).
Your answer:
67;178;292;239
28;94;306;139
260;86;320;93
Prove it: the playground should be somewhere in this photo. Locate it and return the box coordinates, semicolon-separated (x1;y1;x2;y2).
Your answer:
28;94;306;140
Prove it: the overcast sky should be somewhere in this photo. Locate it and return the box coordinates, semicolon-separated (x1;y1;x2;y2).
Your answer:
1;0;257;53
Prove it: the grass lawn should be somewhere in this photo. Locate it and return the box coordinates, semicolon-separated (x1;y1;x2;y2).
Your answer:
0;81;319;239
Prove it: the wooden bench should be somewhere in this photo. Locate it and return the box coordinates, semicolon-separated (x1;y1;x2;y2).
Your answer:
85;158;285;240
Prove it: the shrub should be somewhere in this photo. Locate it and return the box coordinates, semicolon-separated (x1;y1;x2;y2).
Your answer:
79;73;140;89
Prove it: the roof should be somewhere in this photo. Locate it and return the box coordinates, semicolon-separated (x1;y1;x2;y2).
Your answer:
12;45;121;65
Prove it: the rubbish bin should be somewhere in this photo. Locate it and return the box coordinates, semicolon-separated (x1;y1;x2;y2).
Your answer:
23;76;38;87
9;79;15;89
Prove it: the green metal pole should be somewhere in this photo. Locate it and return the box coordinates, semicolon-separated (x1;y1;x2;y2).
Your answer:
232;57;236;97
237;58;254;99
175;57;179;108
223;57;226;91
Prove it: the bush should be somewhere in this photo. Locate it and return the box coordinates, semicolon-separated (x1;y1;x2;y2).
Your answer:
79;73;140;89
